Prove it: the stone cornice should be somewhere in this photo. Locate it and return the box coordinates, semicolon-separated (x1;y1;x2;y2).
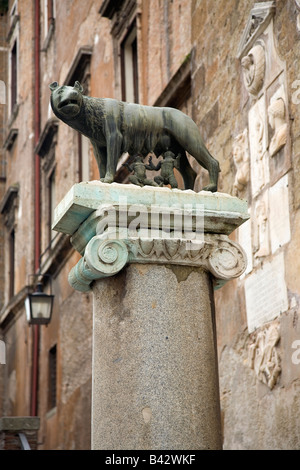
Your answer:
0;183;18;214
52;182;249;236
63;45;93;87
0;286;28;330
35;118;59;157
3;128;18;150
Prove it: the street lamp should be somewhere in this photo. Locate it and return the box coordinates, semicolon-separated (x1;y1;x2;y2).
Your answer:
25;280;54;325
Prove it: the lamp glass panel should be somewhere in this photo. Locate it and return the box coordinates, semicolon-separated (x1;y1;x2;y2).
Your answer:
31;296;52;320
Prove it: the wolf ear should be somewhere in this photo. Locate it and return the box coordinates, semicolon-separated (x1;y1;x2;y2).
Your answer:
49;81;59;91
74;81;83;92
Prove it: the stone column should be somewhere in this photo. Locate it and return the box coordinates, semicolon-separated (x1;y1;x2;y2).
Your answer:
53;181;249;450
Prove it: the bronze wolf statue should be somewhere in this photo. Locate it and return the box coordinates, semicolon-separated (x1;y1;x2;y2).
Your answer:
49;81;220;191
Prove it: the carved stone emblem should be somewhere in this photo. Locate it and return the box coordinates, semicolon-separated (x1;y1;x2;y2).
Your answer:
248;97;268;196
241;44;265;95
253;195;269;259
232;129;250;196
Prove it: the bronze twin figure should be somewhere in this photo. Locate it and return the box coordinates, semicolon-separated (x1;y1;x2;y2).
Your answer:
49;81;220;192
123;151;180;188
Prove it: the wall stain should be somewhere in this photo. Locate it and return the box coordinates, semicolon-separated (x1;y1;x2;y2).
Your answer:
166;264;204;283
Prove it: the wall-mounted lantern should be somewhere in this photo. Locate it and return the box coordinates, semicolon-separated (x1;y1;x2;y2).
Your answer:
25;276;54;325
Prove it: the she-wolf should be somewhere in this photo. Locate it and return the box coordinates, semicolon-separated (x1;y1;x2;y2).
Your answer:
49;81;220;191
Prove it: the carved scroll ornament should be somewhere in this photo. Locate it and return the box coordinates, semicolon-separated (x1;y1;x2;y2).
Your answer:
68;233;247;292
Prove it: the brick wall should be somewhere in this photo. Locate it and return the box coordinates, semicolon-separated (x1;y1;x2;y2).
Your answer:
0;417;40;450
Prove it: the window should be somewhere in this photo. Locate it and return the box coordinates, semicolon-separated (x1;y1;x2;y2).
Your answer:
46;0;54;32
99;1;139;102
35;118;58;252
10;41;17;112
7;1;19;117
121;22;139;103
48;345;57;411
44;0;55;38
63;46;92;182
10;1;18;20
0;184;19;302
48;168;56;244
8;229;15;298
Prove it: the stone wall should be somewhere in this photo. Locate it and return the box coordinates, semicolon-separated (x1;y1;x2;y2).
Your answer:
192;0;300;449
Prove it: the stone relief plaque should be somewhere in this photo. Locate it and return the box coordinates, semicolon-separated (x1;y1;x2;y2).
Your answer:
268;92;288;158
248;97;269;197
253;190;270;260
244;252;288;332
269;174;291;254
232;129;250;197
238;2;291;196
266;82;291;185
248;321;281;389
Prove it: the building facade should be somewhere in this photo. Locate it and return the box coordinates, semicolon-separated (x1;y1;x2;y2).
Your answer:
0;0;299;450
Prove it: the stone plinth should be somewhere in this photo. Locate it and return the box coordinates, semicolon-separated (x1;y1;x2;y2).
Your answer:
53;181;249;450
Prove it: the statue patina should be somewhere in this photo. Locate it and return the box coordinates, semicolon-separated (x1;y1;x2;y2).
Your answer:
49;81;220;191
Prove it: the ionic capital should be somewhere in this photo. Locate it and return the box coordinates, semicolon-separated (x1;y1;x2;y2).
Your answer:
68;233;247;292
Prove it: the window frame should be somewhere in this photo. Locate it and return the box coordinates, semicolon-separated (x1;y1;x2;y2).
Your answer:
7;12;19;121
120;21;139;103
0;184;19;303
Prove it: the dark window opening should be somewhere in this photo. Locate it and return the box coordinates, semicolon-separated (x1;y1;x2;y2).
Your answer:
11;41;17;111
48;169;56;246
9;229;15;298
48;344;57;410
